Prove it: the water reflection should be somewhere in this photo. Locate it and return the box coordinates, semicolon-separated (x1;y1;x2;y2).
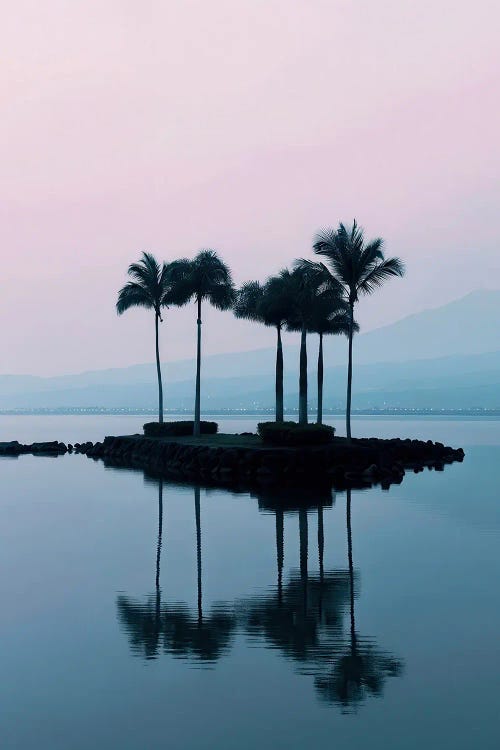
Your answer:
314;491;403;712
117;481;235;664
117;479;403;709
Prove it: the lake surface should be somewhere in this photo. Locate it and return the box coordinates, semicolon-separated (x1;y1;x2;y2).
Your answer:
1;416;499;749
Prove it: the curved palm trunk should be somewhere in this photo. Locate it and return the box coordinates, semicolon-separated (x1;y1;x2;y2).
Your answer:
195;486;202;623
317;332;324;424
346;489;356;654
275;509;284;604
275;326;284;422
155;312;164;423
346;303;354;442
194;297;202;436
299;324;308;425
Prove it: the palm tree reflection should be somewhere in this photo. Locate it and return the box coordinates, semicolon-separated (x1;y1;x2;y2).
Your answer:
314;490;403;711
116;478;403;709
117;481;235;664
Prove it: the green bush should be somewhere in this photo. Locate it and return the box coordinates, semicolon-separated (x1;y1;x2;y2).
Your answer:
144;421;218;437
257;421;335;446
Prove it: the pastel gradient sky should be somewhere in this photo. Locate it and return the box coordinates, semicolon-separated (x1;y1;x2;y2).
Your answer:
1;0;499;375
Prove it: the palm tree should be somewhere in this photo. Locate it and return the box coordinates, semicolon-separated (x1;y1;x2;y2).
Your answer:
169;250;235;436
313;310;353;425
286;265;344;425
234;273;295;422
296;272;359;424
313;221;405;440
116;252;173;423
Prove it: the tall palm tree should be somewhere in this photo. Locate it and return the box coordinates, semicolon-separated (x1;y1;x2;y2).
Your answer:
294;258;358;424
313;309;354;425
234;273;295;422
313;221;405;440
169;250;235;436
116;253;174;423
286;265;343;425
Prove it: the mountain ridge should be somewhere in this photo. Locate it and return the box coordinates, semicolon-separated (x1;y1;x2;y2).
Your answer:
1;289;499;409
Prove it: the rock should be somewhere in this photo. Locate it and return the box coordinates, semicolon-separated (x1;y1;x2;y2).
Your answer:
0;441;25;455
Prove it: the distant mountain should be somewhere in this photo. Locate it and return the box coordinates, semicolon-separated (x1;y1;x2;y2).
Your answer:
354;289;500;363
1;290;499;410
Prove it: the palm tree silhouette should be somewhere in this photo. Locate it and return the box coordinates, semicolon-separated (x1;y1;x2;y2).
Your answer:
169;250;235;435
307;292;355;425
313;221;405;440
155;479;163;592
116;477;165;660
116;481;235;664
234;273;295;422
239;504;352;667
116;253;174;423
286;265;344;425
314;489;404;710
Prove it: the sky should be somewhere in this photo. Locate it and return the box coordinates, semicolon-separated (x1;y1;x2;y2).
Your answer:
1;0;499;376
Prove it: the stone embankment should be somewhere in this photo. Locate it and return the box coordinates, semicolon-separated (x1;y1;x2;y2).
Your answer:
75;434;464;489
1;434;465;489
0;440;70;455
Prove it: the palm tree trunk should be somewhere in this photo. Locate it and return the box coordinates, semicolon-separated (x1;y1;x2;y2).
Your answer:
195;486;202;622
275;509;284;604
299;324;308;425
317;332;324;424
275;326;284;422
317;504;324;582
194;296;202;436
346;489;356;653
155;312;164;423
299;508;308;613
155;479;163;591
346;303;354;441
318;503;324;621
155;479;163;633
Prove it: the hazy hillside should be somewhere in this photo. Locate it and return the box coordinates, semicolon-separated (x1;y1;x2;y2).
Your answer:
1;290;499;410
354;289;500;363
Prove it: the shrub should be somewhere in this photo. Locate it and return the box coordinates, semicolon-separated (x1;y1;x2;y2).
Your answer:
144;421;218;437
257;421;335;446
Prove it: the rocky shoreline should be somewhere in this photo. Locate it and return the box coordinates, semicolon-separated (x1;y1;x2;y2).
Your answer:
1;434;465;489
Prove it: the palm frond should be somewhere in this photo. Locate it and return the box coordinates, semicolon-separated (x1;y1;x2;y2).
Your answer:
116;281;154;314
258;272;296;328
127;252;161;288
234;281;265;321
313;229;352;288
313;221;405;303
192;250;235;305
169;250;234;308
117;251;171;315
208;282;235;310
163;258;194;306
358;238;384;270
357;257;405;296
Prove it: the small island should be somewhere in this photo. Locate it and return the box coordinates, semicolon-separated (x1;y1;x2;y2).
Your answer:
0;420;462;493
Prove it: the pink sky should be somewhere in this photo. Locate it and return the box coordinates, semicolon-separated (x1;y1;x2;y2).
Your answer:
1;0;499;375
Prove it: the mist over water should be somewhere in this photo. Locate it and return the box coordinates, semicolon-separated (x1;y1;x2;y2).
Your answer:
1;416;499;749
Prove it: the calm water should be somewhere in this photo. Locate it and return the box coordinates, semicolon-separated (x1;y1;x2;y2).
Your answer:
1;416;499;749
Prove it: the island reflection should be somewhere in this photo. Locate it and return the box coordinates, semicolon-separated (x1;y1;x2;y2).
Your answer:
116;478;403;711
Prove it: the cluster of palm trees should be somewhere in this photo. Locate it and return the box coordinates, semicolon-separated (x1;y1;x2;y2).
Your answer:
117;220;404;439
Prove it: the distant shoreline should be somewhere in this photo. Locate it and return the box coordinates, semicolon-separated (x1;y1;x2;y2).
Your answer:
1;408;500;418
